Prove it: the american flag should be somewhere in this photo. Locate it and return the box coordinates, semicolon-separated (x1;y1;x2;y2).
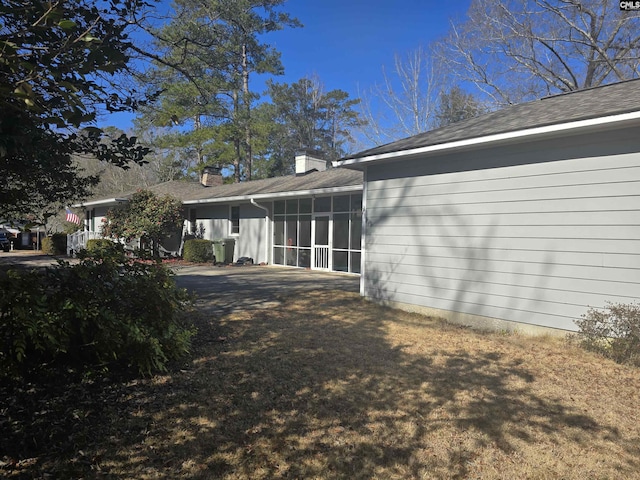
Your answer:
65;208;81;225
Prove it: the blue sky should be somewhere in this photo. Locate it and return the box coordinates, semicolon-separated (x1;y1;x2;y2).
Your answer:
100;0;471;131
270;0;469;93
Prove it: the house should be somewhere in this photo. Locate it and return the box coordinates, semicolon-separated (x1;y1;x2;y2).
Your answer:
333;79;640;334
72;151;363;274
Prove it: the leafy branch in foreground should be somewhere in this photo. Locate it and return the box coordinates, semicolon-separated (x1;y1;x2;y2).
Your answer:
0;0;152;219
0;248;195;377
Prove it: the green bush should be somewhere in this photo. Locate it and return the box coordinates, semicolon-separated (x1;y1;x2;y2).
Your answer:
574;302;640;367
0;251;195;378
41;236;54;255
85;238;124;257
183;239;213;263
41;233;67;255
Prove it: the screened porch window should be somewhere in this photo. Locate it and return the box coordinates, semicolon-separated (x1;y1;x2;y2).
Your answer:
273;194;362;273
273;199;311;268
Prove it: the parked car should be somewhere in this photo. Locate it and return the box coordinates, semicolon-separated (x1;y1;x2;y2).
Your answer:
0;232;10;252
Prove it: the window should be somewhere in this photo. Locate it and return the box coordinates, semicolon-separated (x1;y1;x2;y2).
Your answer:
189;208;197;234
230;206;240;235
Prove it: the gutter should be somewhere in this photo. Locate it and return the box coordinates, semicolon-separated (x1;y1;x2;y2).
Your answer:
183;184;362;206
333;110;640;168
250;198;270;265
72;198;128;208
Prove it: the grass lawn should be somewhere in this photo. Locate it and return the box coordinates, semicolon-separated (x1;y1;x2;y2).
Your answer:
2;290;640;479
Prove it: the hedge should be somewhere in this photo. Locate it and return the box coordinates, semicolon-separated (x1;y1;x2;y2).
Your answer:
183;239;213;263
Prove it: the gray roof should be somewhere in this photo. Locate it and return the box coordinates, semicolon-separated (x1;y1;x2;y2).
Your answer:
84;168;363;206
342;78;640;161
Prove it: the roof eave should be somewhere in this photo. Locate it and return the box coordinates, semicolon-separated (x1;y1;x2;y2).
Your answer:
183;184;363;205
333;111;640;168
72;198;128;208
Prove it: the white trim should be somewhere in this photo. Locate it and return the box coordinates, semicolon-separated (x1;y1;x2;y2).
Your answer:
312;213;332;271
183;184;362;205
250;198;270;264
333;111;640;168
73;198;127;208
360;167;367;295
228;205;240;237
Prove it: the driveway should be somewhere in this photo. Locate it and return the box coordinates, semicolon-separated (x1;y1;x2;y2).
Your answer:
174;265;360;314
0;251;360;314
0;251;68;268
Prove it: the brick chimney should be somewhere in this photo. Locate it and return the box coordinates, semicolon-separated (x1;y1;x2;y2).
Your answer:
201;166;223;187
295;150;326;175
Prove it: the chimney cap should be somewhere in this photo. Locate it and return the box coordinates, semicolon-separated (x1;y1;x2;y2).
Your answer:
295;148;324;158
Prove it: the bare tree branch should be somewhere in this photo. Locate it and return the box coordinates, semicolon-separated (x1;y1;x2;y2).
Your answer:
436;0;640;106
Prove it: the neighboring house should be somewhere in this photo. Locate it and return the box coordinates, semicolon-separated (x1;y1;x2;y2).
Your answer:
72;152;364;274
334;79;640;333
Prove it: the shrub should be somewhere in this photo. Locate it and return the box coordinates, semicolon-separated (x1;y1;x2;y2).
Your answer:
574;302;640;367
183;239;213;263
85;238;123;256
41;233;67;255
41;236;54;255
0;251;195;378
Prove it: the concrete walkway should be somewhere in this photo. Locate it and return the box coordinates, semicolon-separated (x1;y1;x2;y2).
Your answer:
174;265;360;314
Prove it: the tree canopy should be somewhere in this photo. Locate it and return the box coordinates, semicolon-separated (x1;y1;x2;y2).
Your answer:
0;0;151;221
135;0;301;182
254;77;362;177
6;0;639;220
101;190;183;256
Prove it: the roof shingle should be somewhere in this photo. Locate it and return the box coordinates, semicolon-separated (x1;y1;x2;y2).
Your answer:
83;168;363;206
342;78;640;161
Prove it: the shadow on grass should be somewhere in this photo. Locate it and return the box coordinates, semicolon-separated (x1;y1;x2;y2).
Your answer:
2;283;638;479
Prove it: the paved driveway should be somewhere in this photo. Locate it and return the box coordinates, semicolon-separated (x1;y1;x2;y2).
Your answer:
174;265;360;314
0;251;69;267
0;252;360;313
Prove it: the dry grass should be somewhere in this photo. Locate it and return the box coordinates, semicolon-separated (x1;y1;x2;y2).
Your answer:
3;290;640;479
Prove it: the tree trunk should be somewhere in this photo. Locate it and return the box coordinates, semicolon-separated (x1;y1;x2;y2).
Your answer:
194;114;204;166
233;89;241;183
242;43;252;181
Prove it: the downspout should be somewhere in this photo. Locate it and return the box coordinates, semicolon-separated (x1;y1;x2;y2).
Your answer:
360;167;367;296
250;198;269;264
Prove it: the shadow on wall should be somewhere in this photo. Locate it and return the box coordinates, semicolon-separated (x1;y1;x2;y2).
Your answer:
364;189;557;330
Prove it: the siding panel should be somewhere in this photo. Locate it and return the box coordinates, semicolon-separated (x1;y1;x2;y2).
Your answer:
363;132;640;331
365;245;640;269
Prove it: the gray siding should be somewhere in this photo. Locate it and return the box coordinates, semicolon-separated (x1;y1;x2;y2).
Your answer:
364;128;640;331
195;202;270;264
195;205;229;240
236;203;271;264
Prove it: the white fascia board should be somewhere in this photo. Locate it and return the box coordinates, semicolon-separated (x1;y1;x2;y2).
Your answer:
72;198;128;208
183;184;363;205
334;110;640;168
